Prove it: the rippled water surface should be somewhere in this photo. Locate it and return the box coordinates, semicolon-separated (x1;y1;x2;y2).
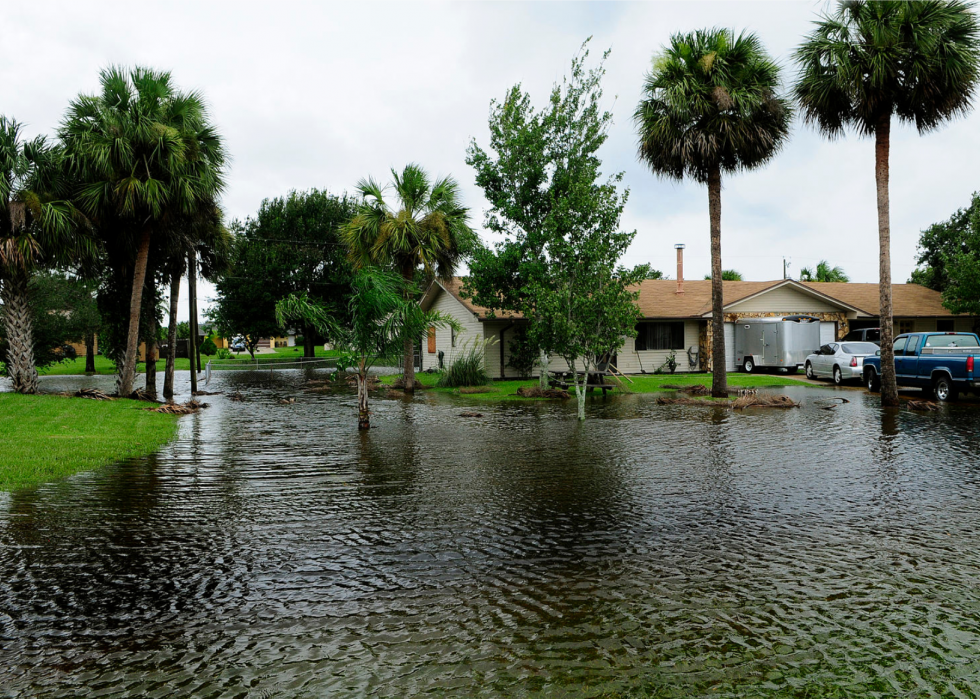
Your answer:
4;371;980;697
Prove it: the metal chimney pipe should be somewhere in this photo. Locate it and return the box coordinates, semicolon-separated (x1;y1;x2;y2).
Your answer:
675;243;685;294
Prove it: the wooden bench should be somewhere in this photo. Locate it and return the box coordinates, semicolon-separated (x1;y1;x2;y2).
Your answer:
548;371;616;395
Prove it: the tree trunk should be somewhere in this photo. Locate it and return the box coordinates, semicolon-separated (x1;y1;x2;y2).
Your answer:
1;270;39;394
163;270;180;400
539;347;550;388
85;332;96;374
304;323;315;359
402;262;416;392
571;362;587;421
188;250;198;394
357;360;370;430
875;116;898;407
707;165;728;398
118;228;152;397
145;308;157;399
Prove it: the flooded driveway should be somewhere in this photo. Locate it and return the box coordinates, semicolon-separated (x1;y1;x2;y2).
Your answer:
3;371;980;697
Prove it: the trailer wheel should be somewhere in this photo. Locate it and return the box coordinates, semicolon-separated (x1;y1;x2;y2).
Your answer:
743;358;755;373
934;375;958;402
866;369;880;393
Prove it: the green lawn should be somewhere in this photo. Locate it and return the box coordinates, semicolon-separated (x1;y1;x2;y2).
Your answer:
0;393;179;491
381;371;814;401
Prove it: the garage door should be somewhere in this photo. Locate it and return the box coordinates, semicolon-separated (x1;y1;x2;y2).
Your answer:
724;322;736;371
820;322;837;345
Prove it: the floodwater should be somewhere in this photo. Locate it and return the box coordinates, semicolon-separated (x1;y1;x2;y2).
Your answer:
3;371;980;697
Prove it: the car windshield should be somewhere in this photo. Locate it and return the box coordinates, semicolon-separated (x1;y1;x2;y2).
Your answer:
842;343;878;354
924;334;980;348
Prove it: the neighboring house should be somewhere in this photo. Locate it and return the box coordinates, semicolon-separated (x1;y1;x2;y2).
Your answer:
420;256;978;377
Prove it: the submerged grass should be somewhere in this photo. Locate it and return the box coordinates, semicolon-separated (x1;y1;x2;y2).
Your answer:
381;371;815;402
0;393;179;491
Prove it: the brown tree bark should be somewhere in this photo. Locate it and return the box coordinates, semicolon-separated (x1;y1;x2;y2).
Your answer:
145;307;158;399
401;261;416;392
188;250;198;394
708;165;728;398
118;228;152;397
875;115;899;407
357;360;370;430
1;270;39;394
163;270;180;400
303;323;315;359
85;332;96;373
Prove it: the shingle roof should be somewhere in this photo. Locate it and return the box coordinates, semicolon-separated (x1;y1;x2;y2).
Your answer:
427;277;963;320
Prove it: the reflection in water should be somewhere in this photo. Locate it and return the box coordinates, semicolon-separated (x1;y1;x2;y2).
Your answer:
3;375;980;696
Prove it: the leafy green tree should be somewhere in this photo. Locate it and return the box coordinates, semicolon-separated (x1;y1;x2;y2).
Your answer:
704;269;744;281
910;192;980;293
795;0;980;406
0;117;92;393
342;166;475;392
799;260;849;282
466;40;617;388
211;189;357;361
646;268;665;280
276;269;457;429
635;29;791;398
61;66;227;397
199;337;217;357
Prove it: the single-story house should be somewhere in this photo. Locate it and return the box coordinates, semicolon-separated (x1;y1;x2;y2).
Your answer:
420;272;979;378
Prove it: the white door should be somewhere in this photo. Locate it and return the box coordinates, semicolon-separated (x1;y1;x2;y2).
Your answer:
820;322;836;345
724;322;736;371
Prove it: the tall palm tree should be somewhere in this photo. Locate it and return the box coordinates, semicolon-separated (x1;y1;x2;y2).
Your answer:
61;66;226;396
341;164;475;392
704;269;744;281
635;29;792;397
799;260;849;283
0;117;91;393
795;1;980;406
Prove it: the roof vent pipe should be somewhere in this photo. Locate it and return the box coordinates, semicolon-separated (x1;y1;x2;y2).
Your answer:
674;244;685;294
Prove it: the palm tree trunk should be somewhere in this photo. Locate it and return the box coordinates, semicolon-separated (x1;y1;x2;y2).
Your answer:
163;270;180;400
1;270;39;394
188;250;198;394
303;323;315;359
85;332;96;373
145;306;158;399
357;359;370;429
875;116;898;407
708;165;727;398
118;228;152;397
402;262;416;393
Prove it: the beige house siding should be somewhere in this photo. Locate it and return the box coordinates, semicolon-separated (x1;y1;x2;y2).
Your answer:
420;288;483;373
725;285;841;313
615;320;701;374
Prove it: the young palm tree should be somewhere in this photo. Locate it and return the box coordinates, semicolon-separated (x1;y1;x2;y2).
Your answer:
799;260;849;283
0;117;91;393
341;164;475;392
704;270;744;281
61;67;226;396
635;29;792;397
795;1;980;406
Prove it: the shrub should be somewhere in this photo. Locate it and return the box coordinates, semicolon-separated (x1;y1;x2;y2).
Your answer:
438;336;497;387
200;338;217;356
216;348;232;360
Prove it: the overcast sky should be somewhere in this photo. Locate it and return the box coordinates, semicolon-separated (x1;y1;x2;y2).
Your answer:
6;1;979;322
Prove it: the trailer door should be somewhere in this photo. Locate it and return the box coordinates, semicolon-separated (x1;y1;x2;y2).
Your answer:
724;322;736;372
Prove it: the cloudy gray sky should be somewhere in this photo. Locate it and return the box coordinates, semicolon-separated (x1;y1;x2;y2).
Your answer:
6;1;979;321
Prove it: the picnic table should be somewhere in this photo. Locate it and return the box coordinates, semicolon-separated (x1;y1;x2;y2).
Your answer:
548;370;617;395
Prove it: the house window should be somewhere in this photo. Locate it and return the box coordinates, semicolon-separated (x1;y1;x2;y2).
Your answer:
635;322;684;351
898;320;914;335
427;327;436;354
937;319;954;332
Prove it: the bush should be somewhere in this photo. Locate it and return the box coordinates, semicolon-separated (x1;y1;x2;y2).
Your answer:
216;348;233;360
295;335;305;346
438;336;497;387
200;338;217;356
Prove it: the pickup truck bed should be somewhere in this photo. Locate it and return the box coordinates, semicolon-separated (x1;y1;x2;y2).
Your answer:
864;332;980;401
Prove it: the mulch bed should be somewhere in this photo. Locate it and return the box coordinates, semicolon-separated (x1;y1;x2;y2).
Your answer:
146;399;209;415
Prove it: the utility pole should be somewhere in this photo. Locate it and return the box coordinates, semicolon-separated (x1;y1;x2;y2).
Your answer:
783;256;791;280
188;249;199;394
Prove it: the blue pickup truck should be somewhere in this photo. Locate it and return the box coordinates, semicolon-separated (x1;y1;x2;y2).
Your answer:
864;332;980;401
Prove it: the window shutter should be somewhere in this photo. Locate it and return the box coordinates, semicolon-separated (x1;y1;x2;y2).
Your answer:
427;327;436;353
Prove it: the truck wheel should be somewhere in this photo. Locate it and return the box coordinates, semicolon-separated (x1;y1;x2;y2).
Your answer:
805;362;814;380
833;366;843;385
866;370;880;393
743;358;754;373
934;376;958;402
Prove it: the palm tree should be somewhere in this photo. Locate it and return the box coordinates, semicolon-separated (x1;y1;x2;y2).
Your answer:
60;66;226;396
0;117;91;393
795;1;980;406
635;29;792;397
799;260;849;283
341;164;475;392
704;269;744;281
